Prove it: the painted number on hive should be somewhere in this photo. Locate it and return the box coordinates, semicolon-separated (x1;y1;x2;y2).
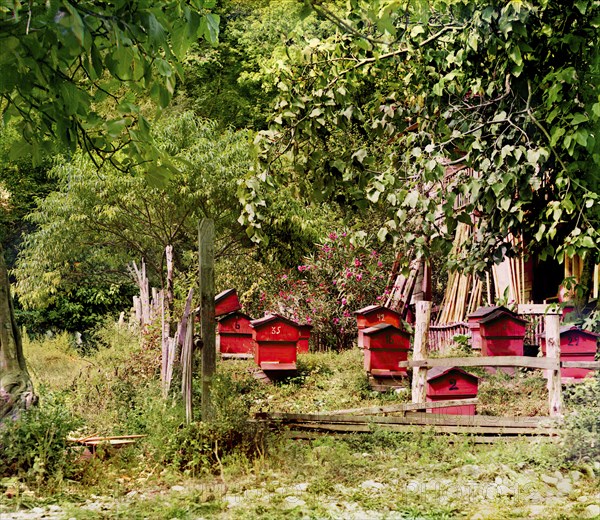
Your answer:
448;378;459;391
271;326;281;335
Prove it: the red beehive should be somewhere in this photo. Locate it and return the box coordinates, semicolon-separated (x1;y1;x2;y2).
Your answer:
215;288;242;317
426;367;479;415
217;312;254;356
467;306;515;351
297;324;313;354
541;326;599;379
479;309;527;357
362;323;410;377
250;314;300;371
354;305;402;349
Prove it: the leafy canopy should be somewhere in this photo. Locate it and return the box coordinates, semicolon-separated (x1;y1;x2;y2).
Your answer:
13;112;253;309
244;0;600;273
0;0;219;175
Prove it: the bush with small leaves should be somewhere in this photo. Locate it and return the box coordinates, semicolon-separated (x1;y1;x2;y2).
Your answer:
0;390;82;488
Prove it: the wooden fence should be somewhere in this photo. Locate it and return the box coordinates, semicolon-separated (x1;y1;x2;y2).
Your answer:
429;322;469;352
404;302;600;418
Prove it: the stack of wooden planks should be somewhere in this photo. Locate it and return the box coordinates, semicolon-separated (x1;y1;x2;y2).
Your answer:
437;223;484;324
491;234;528;305
257;411;560;443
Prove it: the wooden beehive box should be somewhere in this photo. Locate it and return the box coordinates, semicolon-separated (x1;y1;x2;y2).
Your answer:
362;323;410;377
354;305;402;349
426;367;479;415
250;314;300;371
215;288;242;317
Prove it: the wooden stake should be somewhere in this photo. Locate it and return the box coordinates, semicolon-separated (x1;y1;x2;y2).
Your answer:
422;260;432;301
544;314;562;417
520;235;526;303
181;310;194;424
412;301;432;404
491;266;499;302
199;219;216;421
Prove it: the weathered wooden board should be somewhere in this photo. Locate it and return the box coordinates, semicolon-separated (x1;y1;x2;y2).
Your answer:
328;398;479;416
561;361;600;369
398;356;559;370
283;431;550;444
261;412;559;429
286;422;559;436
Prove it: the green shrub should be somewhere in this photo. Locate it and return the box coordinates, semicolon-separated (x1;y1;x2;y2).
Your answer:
0;390;82;488
163;372;271;476
562;374;600;463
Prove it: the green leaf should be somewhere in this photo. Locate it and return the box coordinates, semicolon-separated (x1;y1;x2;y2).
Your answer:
467;33;478;51
574;0;588;14
352;149;367;163
63;2;86;46
509;46;522;67
580;236;595;248
105;119;127;138
299;3;313;20
145;164;170;189
366;189;380;203
377;227;388;242
526;149;541;165
146;13;166;48
410;25;425;38
202;13;220;44
404;191;419;208
570;113;588;125
155;58;172;77
550;126;565;147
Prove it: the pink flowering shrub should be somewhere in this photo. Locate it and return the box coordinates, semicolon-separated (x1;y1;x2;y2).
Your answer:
257;231;394;350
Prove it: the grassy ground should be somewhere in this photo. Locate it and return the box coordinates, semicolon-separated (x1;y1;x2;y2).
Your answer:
1;329;599;519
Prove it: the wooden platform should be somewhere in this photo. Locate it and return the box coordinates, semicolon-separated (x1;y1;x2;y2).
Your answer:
368;375;408;392
367;369;409;392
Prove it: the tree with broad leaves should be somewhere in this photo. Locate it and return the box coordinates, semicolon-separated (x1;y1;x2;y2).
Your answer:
0;0;219;421
242;0;599;309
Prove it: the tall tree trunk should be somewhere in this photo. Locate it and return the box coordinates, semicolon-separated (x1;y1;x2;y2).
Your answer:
0;243;35;421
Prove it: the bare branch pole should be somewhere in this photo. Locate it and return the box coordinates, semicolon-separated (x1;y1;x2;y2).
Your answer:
199;219;216;421
181;308;195;424
544;314;562;417
165;244;174;327
411;301;432;404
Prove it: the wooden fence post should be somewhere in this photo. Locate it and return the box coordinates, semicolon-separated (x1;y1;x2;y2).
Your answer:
199;219;216;421
412;301;432;404
544;313;562;417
